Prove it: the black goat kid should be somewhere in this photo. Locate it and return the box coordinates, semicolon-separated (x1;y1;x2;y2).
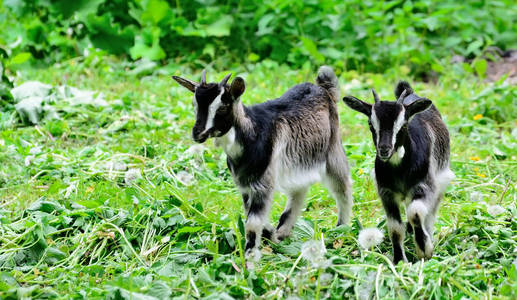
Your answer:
343;82;454;263
173;67;353;261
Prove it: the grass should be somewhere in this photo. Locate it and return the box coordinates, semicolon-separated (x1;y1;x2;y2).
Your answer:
0;54;516;299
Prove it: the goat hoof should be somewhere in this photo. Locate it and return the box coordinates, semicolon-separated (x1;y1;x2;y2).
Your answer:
415;244;433;260
275;227;291;241
245;248;261;262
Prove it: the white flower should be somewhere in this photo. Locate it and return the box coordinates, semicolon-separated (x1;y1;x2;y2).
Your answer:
124;168;141;185
358;228;384;249
470;191;484;202
319;272;333;285
24;155;35;166
487;205;505;217
64;181;77;198
176;170;194;186
301;240;328;268
29;146;42;155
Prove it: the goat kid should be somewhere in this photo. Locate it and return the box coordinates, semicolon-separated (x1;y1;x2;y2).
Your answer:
173;67;353;261
343;82;454;263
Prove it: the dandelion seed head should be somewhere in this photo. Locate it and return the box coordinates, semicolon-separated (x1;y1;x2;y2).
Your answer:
470;191;484;202
176;170;194;186
319;272;333;285
471;235;479;243
487;205;505;217
358;227;384;249
124;168;141;185
24;155;35;166
301;240;329;268
29;146;42;155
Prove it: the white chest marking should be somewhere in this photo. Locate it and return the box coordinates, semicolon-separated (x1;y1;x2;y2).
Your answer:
388;146;405;165
215;127;242;159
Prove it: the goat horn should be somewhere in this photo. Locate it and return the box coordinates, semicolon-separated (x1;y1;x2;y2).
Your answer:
397;89;408;104
200;69;207;85
371;88;380;103
220;72;232;86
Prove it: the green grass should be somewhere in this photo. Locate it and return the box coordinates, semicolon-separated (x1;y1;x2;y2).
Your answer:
0;55;516;299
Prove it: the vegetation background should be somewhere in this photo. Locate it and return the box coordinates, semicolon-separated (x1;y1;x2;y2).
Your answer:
0;0;516;298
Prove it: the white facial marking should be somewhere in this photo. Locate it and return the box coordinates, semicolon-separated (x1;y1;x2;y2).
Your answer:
371;107;380;145
192;94;198;114
391;108;406;147
201;87;225;134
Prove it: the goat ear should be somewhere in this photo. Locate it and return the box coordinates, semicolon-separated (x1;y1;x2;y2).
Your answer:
342;96;372;116
405;98;432;118
172;76;198;93
230;77;246;101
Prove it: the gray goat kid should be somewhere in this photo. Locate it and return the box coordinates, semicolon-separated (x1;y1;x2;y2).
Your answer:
343;82;454;263
173;67;353;260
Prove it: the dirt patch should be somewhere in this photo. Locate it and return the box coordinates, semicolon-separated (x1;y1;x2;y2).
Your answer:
485;50;517;84
452;48;517;84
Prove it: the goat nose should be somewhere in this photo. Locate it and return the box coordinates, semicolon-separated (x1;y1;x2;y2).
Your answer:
379;145;390;156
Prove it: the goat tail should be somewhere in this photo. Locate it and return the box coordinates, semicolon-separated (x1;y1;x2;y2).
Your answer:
316;66;339;102
395;80;415;98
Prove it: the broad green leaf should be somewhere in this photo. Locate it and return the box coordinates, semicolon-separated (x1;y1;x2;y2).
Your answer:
300;36;325;63
473;59;487;78
8;52;31;65
130;27;166;61
85;14;135;55
204;15;233;37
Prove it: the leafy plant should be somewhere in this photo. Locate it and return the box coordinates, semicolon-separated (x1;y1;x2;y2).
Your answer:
1;0;516;76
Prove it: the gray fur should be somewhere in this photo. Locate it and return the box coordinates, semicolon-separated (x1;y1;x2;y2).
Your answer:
173;66;353;261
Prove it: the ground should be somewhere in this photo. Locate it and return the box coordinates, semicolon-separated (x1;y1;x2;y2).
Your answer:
0;56;516;299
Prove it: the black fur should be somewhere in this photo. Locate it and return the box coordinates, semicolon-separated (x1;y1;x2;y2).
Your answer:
174;68;351;260
277;209;291;230
343;81;452;262
392;232;404;264
394;81;414;98
229;83;328;186
245;231;256;250
374;116;432;193
242;193;249;210
262;227;273;240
